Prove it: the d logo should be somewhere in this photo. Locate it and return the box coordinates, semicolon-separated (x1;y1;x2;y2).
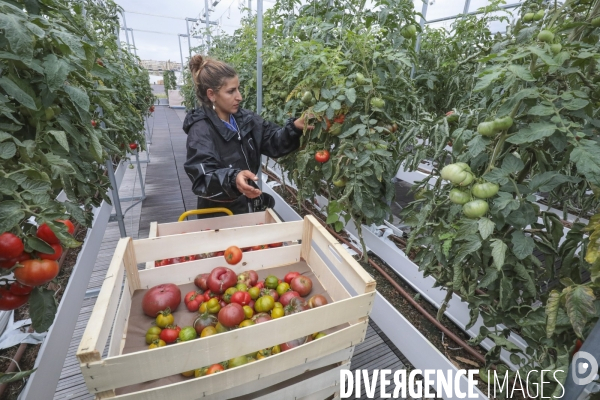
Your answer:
572;351;599;386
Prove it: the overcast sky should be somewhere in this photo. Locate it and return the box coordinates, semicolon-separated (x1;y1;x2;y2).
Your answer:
115;0;519;65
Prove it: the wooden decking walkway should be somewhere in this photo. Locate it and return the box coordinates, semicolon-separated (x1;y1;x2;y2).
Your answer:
53;106;407;399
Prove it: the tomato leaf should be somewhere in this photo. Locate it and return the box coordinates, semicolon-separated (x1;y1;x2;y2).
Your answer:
488;333;520;351
26;236;54;254
506;122;556;145
0;369;36;384
508;64;535;82
478;268;498;289
478;217;494;240
564;285;596;338
0;77;36;110
501;153;524;174
490;239;507;270
513;263;536;297
63;85;90;113
29;287;57;333
43;54;73;93
467;135;489;158
527;104;555;116
529;171;581;192
345;87;356;103
511;231;535;260
0;142;16;159
483;168;510;185
0;201;25;233
48;130;69;152
570;140;600;186
0;11;33;60
545;290;560;338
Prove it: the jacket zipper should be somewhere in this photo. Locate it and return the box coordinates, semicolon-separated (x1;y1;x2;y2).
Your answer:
238;132;251;170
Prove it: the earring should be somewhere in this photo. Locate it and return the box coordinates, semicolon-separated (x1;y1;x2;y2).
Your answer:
212;102;216;110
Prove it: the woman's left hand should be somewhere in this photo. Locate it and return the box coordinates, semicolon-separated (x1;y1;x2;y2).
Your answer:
294;114;314;132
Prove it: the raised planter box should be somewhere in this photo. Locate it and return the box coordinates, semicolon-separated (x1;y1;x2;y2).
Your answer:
20;160;127;399
76;216;375;399
145;209;282;269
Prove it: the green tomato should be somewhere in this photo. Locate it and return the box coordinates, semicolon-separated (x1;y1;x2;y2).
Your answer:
523;13;534;22
228;356;248;368
329;124;342;136
550;43;562;54
401;24;417;39
592;17;600;27
355;72;367;85
477;121;496;137
414;188;429;200
178;326;198;342
538;30;554;43
449;189;471;205
44;107;55;120
471;182;500;199
265;275;279;289
145;326;162;344
255;295;275;313
463;200;489;218
492;116;513;131
533;10;544;20
333;178;347;188
440;163;474;186
370;97;385;108
301;91;313;105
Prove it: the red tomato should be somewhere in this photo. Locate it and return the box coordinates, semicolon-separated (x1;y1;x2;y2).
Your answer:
206;364;225;375
129;143;138;150
251;245;268;251
9;281;33;296
14;259;59;287
184;291;203;312
0;253;31;269
91;119;98;128
59;219;75;235
333;114;345;124
142;283;182;317
0;287;29;311
230;291;251;306
218;303;245;327
224;246;243;265
284;272;300;285
315;150;330;163
0;233;24;260
269;242;283;248
159;326;180;344
291;275;313;297
38;243;63;261
149;106;155;113
36;223;60;244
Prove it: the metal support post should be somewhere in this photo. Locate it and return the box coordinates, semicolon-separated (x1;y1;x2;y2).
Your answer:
120;11;131;51
462;0;471;16
106;159;127;237
410;0;428;79
205;0;211;48
186;19;193;56
256;0;263;188
178;34;185;74
248;0;251;12
128;28;137;58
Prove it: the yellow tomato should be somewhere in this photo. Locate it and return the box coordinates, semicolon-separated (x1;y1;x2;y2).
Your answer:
201;326;217;337
239;319;255;328
271;307;285;319
243;305;254;319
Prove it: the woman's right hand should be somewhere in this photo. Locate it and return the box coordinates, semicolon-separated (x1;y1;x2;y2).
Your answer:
236;170;262;199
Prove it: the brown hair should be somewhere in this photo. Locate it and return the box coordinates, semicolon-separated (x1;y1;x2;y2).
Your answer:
189;55;237;106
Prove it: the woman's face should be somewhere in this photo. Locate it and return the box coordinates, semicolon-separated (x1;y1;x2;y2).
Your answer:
210;76;243;119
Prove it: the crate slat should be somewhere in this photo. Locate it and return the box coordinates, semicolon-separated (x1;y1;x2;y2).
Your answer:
307;246;351;302
137;244;301;288
81;294;373;392
303;216;375;295
107;287;131;358
77;238;129;364
132;220;304;263
108;340;355;399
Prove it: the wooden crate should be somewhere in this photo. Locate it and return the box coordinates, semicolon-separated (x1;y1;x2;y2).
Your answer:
77;216;375;399
145;209;283;269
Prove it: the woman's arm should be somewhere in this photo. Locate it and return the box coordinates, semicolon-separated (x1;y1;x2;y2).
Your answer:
255;113;304;158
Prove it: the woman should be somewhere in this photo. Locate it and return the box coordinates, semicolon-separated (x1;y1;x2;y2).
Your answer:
183;55;309;217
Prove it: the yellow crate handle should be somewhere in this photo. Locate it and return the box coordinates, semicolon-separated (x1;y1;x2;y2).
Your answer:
178;208;233;222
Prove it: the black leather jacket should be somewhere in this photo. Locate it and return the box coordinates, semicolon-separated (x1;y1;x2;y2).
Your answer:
183;105;302;211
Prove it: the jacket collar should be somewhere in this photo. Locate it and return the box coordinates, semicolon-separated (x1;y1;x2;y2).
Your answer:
202;105;252;142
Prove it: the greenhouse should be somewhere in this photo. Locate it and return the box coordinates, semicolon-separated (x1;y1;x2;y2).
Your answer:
0;0;599;398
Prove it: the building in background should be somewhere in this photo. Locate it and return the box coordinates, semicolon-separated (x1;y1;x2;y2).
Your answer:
140;60;182;75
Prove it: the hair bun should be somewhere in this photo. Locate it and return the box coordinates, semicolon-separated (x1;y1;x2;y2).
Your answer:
189;54;205;73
